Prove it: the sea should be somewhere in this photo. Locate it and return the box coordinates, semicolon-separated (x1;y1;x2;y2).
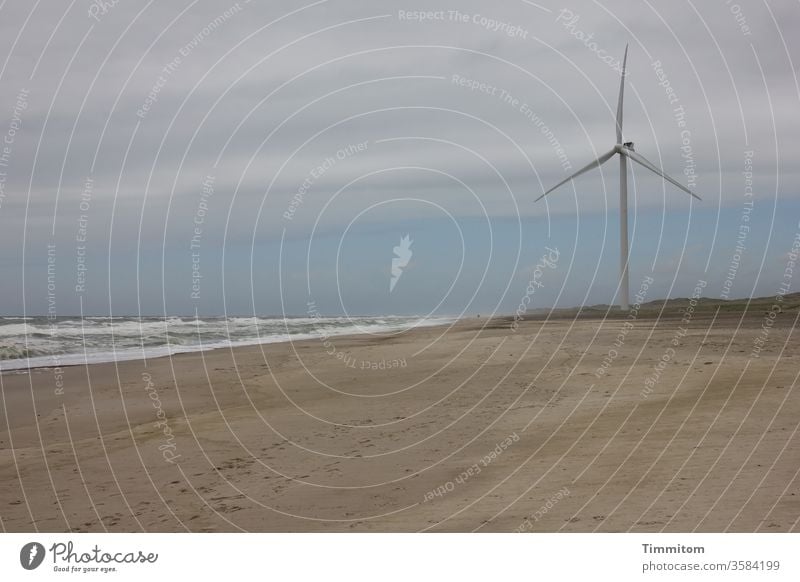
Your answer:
0;315;455;372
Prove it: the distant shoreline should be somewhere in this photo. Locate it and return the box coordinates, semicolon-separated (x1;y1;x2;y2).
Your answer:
4;292;796;374
3;290;796;320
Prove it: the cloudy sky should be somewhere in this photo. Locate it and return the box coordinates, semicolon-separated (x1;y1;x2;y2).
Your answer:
0;0;797;316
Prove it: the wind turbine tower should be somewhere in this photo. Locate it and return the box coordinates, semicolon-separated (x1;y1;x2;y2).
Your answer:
538;45;701;310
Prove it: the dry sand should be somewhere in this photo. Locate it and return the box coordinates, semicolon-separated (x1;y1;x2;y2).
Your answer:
1;310;799;532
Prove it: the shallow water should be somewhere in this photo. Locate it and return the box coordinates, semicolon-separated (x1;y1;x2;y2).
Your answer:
0;315;455;371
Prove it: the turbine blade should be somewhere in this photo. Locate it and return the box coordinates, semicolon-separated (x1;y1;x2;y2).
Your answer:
536;149;617;201
616;44;628;143
625;150;701;200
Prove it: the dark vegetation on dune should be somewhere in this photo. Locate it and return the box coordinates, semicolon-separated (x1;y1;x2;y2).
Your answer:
501;292;800;323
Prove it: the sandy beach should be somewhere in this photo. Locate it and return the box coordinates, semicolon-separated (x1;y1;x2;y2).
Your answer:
1;307;798;532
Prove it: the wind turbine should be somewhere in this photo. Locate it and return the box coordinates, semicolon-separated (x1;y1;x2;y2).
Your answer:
537;45;700;310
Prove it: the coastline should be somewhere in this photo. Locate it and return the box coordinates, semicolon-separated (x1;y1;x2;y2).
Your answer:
0;315;459;373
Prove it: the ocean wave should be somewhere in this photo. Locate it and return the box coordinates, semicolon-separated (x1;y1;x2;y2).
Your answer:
0;323;43;337
0;315;456;370
0;344;52;360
